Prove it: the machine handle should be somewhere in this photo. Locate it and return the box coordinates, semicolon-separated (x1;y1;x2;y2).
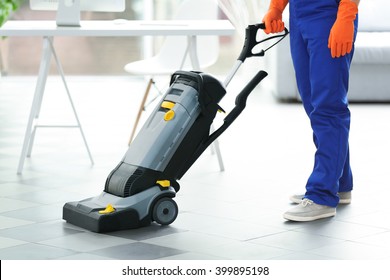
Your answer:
223;70;268;124
176;70;268;178
238;23;289;62
206;70;268;144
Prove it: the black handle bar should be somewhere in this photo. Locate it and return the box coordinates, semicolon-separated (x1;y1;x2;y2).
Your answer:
205;70;268;146
238;23;289;62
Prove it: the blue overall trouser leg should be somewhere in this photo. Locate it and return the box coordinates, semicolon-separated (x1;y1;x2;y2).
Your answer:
289;0;357;207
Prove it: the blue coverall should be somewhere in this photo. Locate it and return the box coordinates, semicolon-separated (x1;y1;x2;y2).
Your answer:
288;0;358;207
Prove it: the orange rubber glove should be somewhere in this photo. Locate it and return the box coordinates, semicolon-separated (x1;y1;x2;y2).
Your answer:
262;0;289;34
328;0;358;58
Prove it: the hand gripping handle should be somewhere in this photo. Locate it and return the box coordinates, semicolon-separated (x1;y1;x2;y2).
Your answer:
238;23;289;62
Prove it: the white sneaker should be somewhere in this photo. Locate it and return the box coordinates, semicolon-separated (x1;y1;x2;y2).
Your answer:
289;191;352;204
283;199;336;222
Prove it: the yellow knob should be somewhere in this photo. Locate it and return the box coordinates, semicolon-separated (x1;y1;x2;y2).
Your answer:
164;110;175;121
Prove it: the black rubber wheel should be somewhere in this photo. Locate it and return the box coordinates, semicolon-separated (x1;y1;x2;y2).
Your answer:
152;197;178;225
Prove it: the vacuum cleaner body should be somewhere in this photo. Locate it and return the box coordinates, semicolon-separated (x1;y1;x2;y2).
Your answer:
63;24;289;232
63;72;227;232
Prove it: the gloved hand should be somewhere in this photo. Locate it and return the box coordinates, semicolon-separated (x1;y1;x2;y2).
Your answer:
262;0;289;34
328;0;358;58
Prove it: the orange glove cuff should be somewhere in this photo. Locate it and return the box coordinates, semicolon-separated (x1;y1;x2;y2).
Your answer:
328;0;358;58
337;0;358;21
270;0;289;12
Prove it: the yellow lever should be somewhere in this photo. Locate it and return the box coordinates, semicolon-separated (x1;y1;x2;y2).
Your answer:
157;180;171;187
99;204;115;214
161;101;175;109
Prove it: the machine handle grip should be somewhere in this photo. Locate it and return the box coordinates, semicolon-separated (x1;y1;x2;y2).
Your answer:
258;22;266;29
238;23;289;62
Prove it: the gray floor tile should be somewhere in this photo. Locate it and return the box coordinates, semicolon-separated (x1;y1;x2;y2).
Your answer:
308;241;390;260
200;240;293;260
39;232;134;252
1;203;65;223
0;215;35;230
159;252;228;260
353;231;390;249
90;242;187;260
0;243;77;260
0;220;84;242
6;189;87;205
0;197;41;213
143;231;235;253
0;182;46;196
106;223;187;241
293;220;388;240
57;253;117;260
0;236;27;249
193;219;285;241
249;231;343;251
169;211;238;231
270;252;338;260
339;210;390;230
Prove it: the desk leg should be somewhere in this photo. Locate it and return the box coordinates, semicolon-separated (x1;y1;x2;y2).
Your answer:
17;36;94;174
187;35;225;172
17;37;52;174
48;38;94;166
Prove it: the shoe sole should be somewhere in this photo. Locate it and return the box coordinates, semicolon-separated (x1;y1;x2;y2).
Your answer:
339;198;351;204
283;211;336;222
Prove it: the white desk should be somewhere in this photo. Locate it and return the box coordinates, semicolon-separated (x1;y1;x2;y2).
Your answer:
0;20;234;36
0;20;235;174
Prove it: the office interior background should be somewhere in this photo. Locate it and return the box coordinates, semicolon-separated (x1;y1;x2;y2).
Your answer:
1;0;250;76
1;0;390;262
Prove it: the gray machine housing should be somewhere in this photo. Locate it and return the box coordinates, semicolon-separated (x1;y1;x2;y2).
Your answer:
63;72;228;232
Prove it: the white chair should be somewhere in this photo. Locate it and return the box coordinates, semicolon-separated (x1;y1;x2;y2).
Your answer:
124;0;220;144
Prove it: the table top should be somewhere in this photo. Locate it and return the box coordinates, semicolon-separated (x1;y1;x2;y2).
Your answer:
0;20;235;37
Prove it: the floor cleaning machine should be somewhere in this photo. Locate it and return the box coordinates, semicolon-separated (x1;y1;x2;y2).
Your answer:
63;24;289;232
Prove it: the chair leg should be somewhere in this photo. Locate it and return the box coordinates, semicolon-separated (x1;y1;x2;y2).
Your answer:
210;124;225;171
143;81;164;109
128;78;154;145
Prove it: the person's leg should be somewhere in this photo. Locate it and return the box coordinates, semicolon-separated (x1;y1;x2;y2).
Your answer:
289;17;312;118
339;146;353;193
302;24;354;207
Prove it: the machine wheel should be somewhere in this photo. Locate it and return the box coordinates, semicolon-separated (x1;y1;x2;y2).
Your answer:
152;197;178;225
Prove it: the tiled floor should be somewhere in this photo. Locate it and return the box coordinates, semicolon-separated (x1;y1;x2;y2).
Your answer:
1;73;390;261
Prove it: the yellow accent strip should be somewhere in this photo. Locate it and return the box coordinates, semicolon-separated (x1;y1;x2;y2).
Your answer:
99;204;115;214
161;101;175;109
157;180;171;187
